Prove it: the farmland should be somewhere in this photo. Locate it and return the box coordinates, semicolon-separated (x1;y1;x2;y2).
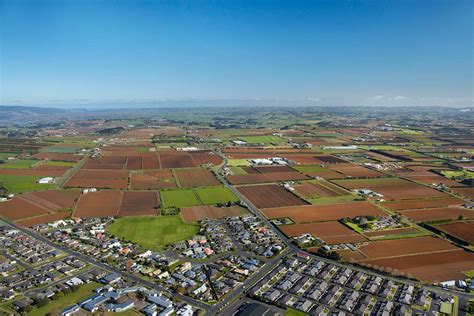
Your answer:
107;216;199;251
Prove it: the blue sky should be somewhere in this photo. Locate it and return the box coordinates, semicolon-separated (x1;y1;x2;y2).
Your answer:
0;0;472;108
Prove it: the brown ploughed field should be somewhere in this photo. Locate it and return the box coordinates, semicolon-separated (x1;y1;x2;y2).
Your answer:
280;221;367;244
237;184;308;209
262;201;385;223
73;190;123;217
382;196;465;211
174;168;220;188
435;221;474;244
118;191;158;216
400;207;474;222
181;205;249;222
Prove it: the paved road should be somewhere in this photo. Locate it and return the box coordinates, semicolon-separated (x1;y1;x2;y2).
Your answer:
212;150;474;304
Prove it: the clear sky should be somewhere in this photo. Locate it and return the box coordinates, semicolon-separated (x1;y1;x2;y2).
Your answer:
0;0;472;108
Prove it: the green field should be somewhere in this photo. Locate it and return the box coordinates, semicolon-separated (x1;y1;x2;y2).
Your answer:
441;170;474;180
44;161;76;167
107;216;199;251
41;146;81;153
0;152;17;159
238;135;286;144
227;159;251;166
27;282;100;316
292;165;327;172
0;175;55;193
308;195;359;205
0;159;38;169
229;166;247;175
195;186;240;204
161;189;201;208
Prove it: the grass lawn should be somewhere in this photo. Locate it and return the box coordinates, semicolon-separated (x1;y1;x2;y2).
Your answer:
195;186;240;205
227;159;251;166
27;282;100;316
45;161;76;167
239;135;286;144
160;189;201;208
0;175;55;194
285;308;308;316
464;270;474;278
292;165;328;172
0;159;38;169
107;216;199;251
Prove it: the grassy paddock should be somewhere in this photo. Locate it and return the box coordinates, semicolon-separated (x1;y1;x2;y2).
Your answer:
195;186;240;204
107;216;199;251
160;189;201;208
0;159;38;169
0;175;55;193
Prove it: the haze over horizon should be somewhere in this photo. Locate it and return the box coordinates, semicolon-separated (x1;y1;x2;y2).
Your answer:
1;0;473;108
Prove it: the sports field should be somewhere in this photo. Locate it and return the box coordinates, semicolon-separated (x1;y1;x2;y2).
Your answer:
160;189;201;208
0;175;55;193
195;186;239;204
107;216;199;251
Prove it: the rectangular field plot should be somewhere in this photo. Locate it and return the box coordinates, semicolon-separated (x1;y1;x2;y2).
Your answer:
74;190;123;217
160;189;201;208
194;186;239;204
118;191;159;216
433;221;474;244
382;196;465;211
181;205;248;222
0;174;56;194
237;184;308;209
293;180;348;199
333;177;447;200
280;221;367;244
262;201;386;223
400;207;474;222
174;168;220;188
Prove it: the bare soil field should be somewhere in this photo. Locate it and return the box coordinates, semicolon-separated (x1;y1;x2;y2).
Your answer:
400;207;474;222
125;156;142;169
280;221;367;244
74;169;129;179
237;184;308;209
328;163;385;178
180;205;249;222
357;236;457;259
24;189;80;209
262;201;386;223
16;211;71;227
0;198;50;220
142;155;161;169
160;153;196;168
118;191;158;216
434;221;474;244
361;250;474;282
190;152;222;166
227;172;309;185
294;181;347;199
450;187;474;199
174;168;220;188
74;190;123;217
130;173;176;190
65;178;128;189
382;197;465;211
